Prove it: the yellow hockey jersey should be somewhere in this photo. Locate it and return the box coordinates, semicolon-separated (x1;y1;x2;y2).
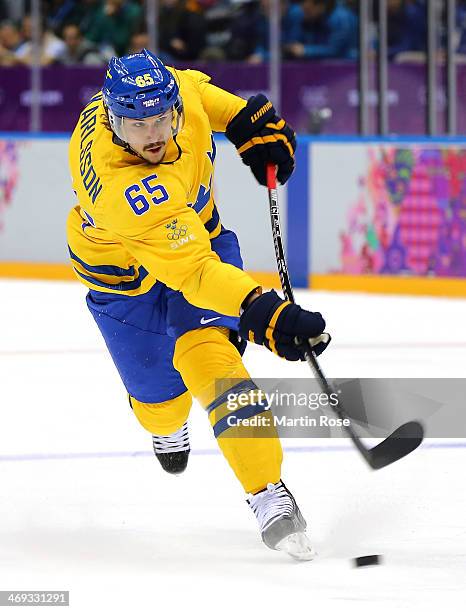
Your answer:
67;68;259;317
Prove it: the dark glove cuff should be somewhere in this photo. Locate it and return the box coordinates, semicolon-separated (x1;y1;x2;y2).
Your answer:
226;94;276;147
239;290;282;345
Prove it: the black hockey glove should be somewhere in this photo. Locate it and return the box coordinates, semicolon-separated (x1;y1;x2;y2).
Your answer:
225;94;296;186
239;290;330;361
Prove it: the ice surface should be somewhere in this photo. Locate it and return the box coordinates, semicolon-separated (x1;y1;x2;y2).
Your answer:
0;279;465;611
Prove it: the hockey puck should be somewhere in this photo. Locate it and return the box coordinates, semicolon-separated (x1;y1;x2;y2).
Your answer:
352;555;382;567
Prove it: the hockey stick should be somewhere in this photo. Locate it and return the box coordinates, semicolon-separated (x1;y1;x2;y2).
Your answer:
266;163;424;470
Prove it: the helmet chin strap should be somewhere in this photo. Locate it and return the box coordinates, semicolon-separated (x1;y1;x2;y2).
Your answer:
159;134;182;165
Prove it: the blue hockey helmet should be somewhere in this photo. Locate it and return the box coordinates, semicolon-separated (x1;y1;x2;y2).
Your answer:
102;49;184;144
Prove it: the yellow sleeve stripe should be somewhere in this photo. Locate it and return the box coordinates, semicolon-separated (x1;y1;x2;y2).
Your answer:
71;260;136;283
237;134;295;159
208;219;222;239
265;301;290;354
248;330;255;343
71;266;154;296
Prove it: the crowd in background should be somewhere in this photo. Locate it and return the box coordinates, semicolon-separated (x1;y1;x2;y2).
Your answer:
0;0;466;66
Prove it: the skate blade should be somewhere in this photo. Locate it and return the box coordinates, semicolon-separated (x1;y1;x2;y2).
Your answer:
275;532;315;562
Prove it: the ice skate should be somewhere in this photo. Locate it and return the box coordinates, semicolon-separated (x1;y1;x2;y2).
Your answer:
247;481;315;561
152;422;190;475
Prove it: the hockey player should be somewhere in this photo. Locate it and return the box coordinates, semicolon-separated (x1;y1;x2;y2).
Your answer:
67;49;330;560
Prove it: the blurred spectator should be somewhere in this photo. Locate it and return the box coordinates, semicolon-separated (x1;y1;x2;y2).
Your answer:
128;28;149;54
3;0;29;21
1;0;442;65
51;0;103;35
226;0;260;61
14;13;66;65
228;0;301;63
0;20;23;65
85;0;143;56
455;1;466;56
0;0;7;21
57;23;106;64
44;0;72;20
198;0;232;61
159;0;207;61
383;0;427;61
285;0;358;60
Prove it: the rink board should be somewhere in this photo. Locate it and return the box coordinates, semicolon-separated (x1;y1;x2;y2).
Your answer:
1;134;466;296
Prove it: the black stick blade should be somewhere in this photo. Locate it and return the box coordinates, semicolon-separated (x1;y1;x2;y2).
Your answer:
367;421;424;470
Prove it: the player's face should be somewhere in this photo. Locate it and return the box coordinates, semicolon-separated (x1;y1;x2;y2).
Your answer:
124;111;173;163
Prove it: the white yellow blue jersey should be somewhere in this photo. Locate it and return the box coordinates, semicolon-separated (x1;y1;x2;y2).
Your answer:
67;68;258;317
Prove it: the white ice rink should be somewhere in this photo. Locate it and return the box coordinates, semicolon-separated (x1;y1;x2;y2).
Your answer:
1;279;465;611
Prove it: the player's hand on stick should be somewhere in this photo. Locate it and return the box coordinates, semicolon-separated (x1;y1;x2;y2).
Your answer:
226;94;296;186
239;290;331;361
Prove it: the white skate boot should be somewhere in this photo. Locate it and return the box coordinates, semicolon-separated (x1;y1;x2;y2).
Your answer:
247;481;315;561
152;422;190;475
